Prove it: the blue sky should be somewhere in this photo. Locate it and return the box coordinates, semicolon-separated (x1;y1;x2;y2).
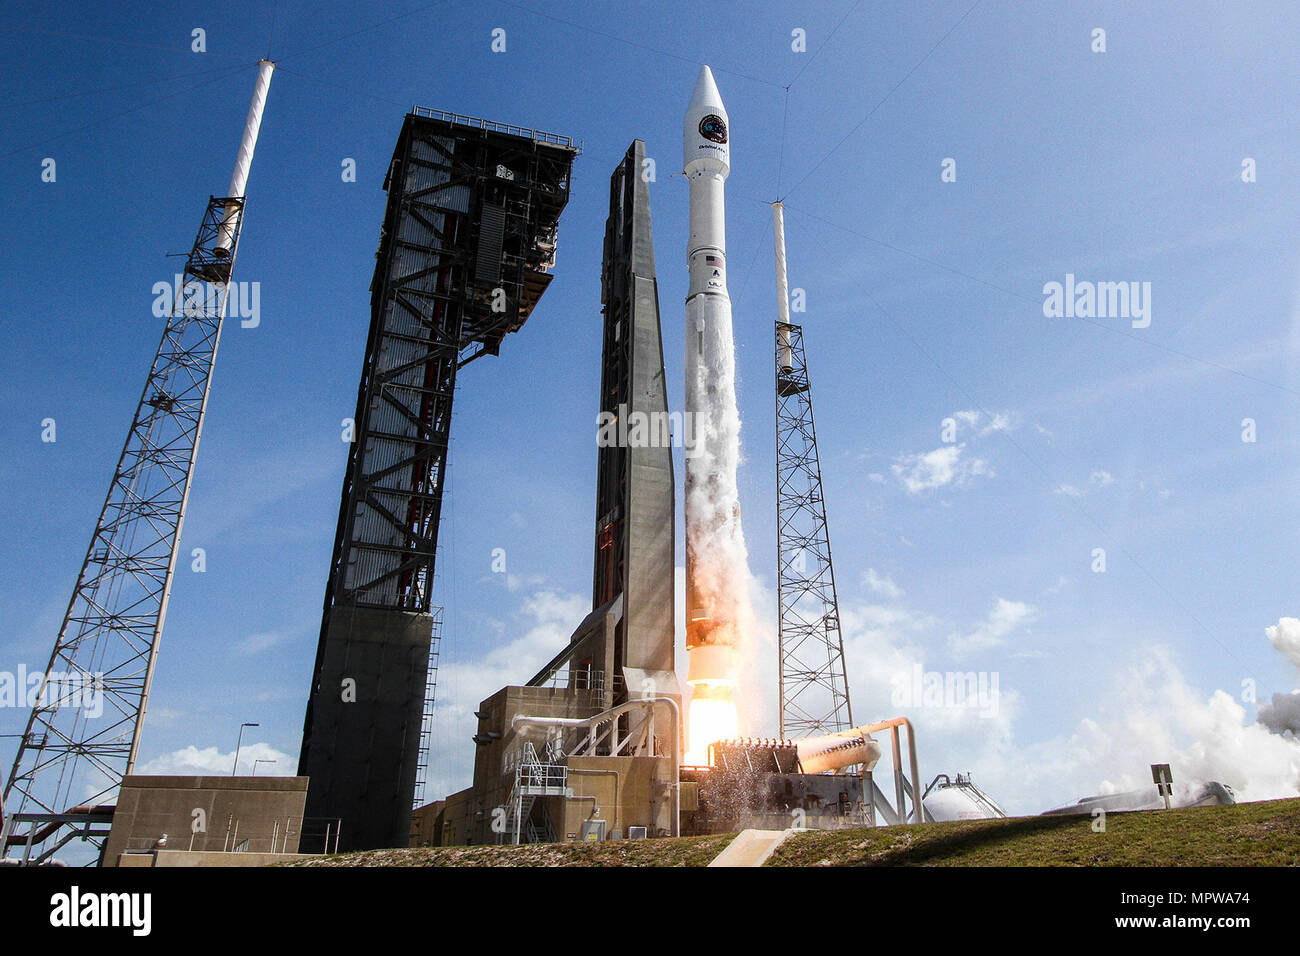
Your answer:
2;1;1299;818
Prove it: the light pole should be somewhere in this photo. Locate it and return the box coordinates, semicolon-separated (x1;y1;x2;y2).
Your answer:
252;759;276;777
232;722;259;776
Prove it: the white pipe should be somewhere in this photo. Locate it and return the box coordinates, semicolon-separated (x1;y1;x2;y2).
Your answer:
772;201;793;374
855;717;922;824
214;59;275;255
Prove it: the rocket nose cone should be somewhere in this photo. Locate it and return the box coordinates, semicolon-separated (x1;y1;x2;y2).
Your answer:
689;65;724;112
684;64;730;174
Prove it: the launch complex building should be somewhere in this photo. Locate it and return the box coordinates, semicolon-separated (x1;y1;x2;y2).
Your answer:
3;65;940;866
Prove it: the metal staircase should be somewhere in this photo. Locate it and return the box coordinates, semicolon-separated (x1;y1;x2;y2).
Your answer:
508;742;569;844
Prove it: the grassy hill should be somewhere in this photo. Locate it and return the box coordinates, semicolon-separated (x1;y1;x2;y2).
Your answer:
766;797;1300;867
284;797;1300;867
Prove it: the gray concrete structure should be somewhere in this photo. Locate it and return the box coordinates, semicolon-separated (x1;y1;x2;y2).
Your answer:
299;607;432;850
531;139;677;704
103;775;308;866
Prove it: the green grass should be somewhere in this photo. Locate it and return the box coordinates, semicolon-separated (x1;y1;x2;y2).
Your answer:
283;832;735;867
281;797;1300;867
765;797;1300;867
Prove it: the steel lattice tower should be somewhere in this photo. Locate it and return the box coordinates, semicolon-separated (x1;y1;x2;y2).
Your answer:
2;62;275;865
772;205;852;738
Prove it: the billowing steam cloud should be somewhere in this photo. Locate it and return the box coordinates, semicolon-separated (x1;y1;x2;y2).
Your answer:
1256;616;1300;740
1064;617;1300;805
1258;692;1300;737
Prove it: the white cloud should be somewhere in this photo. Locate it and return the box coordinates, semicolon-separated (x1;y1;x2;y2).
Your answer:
1266;617;1300;672
949;598;1036;656
233;631;290;656
951;409;1020;437
139;741;294;776
1055;469;1116;498
863;568;903;599
892;444;992;495
504;572;547;593
424;586;589;800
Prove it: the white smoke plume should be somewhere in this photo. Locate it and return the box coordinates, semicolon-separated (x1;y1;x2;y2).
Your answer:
1008;619;1300;808
683;280;759;724
1258;692;1300;737
1256;615;1300;740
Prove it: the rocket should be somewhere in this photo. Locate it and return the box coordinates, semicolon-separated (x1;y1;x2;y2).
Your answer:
683;66;744;694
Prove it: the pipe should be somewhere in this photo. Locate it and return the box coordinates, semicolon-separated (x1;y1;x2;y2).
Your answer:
793;717;922;824
855;717;922;825
214;59;275;255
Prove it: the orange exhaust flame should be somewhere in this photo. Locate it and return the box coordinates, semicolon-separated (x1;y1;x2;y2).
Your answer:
685;680;738;766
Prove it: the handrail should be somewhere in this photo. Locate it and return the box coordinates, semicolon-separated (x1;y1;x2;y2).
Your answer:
410;106;577;149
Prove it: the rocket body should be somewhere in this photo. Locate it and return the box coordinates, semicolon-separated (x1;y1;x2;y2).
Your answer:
683;66;746;695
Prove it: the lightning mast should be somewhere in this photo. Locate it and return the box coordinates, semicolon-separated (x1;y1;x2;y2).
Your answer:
2;60;275;865
773;201;853;738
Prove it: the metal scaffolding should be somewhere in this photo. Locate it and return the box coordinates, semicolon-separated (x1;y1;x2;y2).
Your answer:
297;108;577;850
775;321;853;738
2;196;248;865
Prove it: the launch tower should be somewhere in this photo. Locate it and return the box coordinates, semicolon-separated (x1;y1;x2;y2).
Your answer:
298;109;577;851
773;203;853;738
528;139;676;710
2;61;276;865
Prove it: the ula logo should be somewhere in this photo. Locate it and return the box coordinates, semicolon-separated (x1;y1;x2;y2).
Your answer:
50;886;151;936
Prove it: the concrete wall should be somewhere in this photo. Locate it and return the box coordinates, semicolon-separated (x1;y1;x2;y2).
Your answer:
299;605;433;851
409;798;444;847
559;756;674;839
457;684;605;845
118;849;317;867
103;775;309;867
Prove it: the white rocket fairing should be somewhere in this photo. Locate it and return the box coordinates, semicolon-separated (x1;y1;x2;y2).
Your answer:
683;66;747;693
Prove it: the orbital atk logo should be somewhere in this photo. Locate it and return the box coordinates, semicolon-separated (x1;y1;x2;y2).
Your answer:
699;114;727;144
